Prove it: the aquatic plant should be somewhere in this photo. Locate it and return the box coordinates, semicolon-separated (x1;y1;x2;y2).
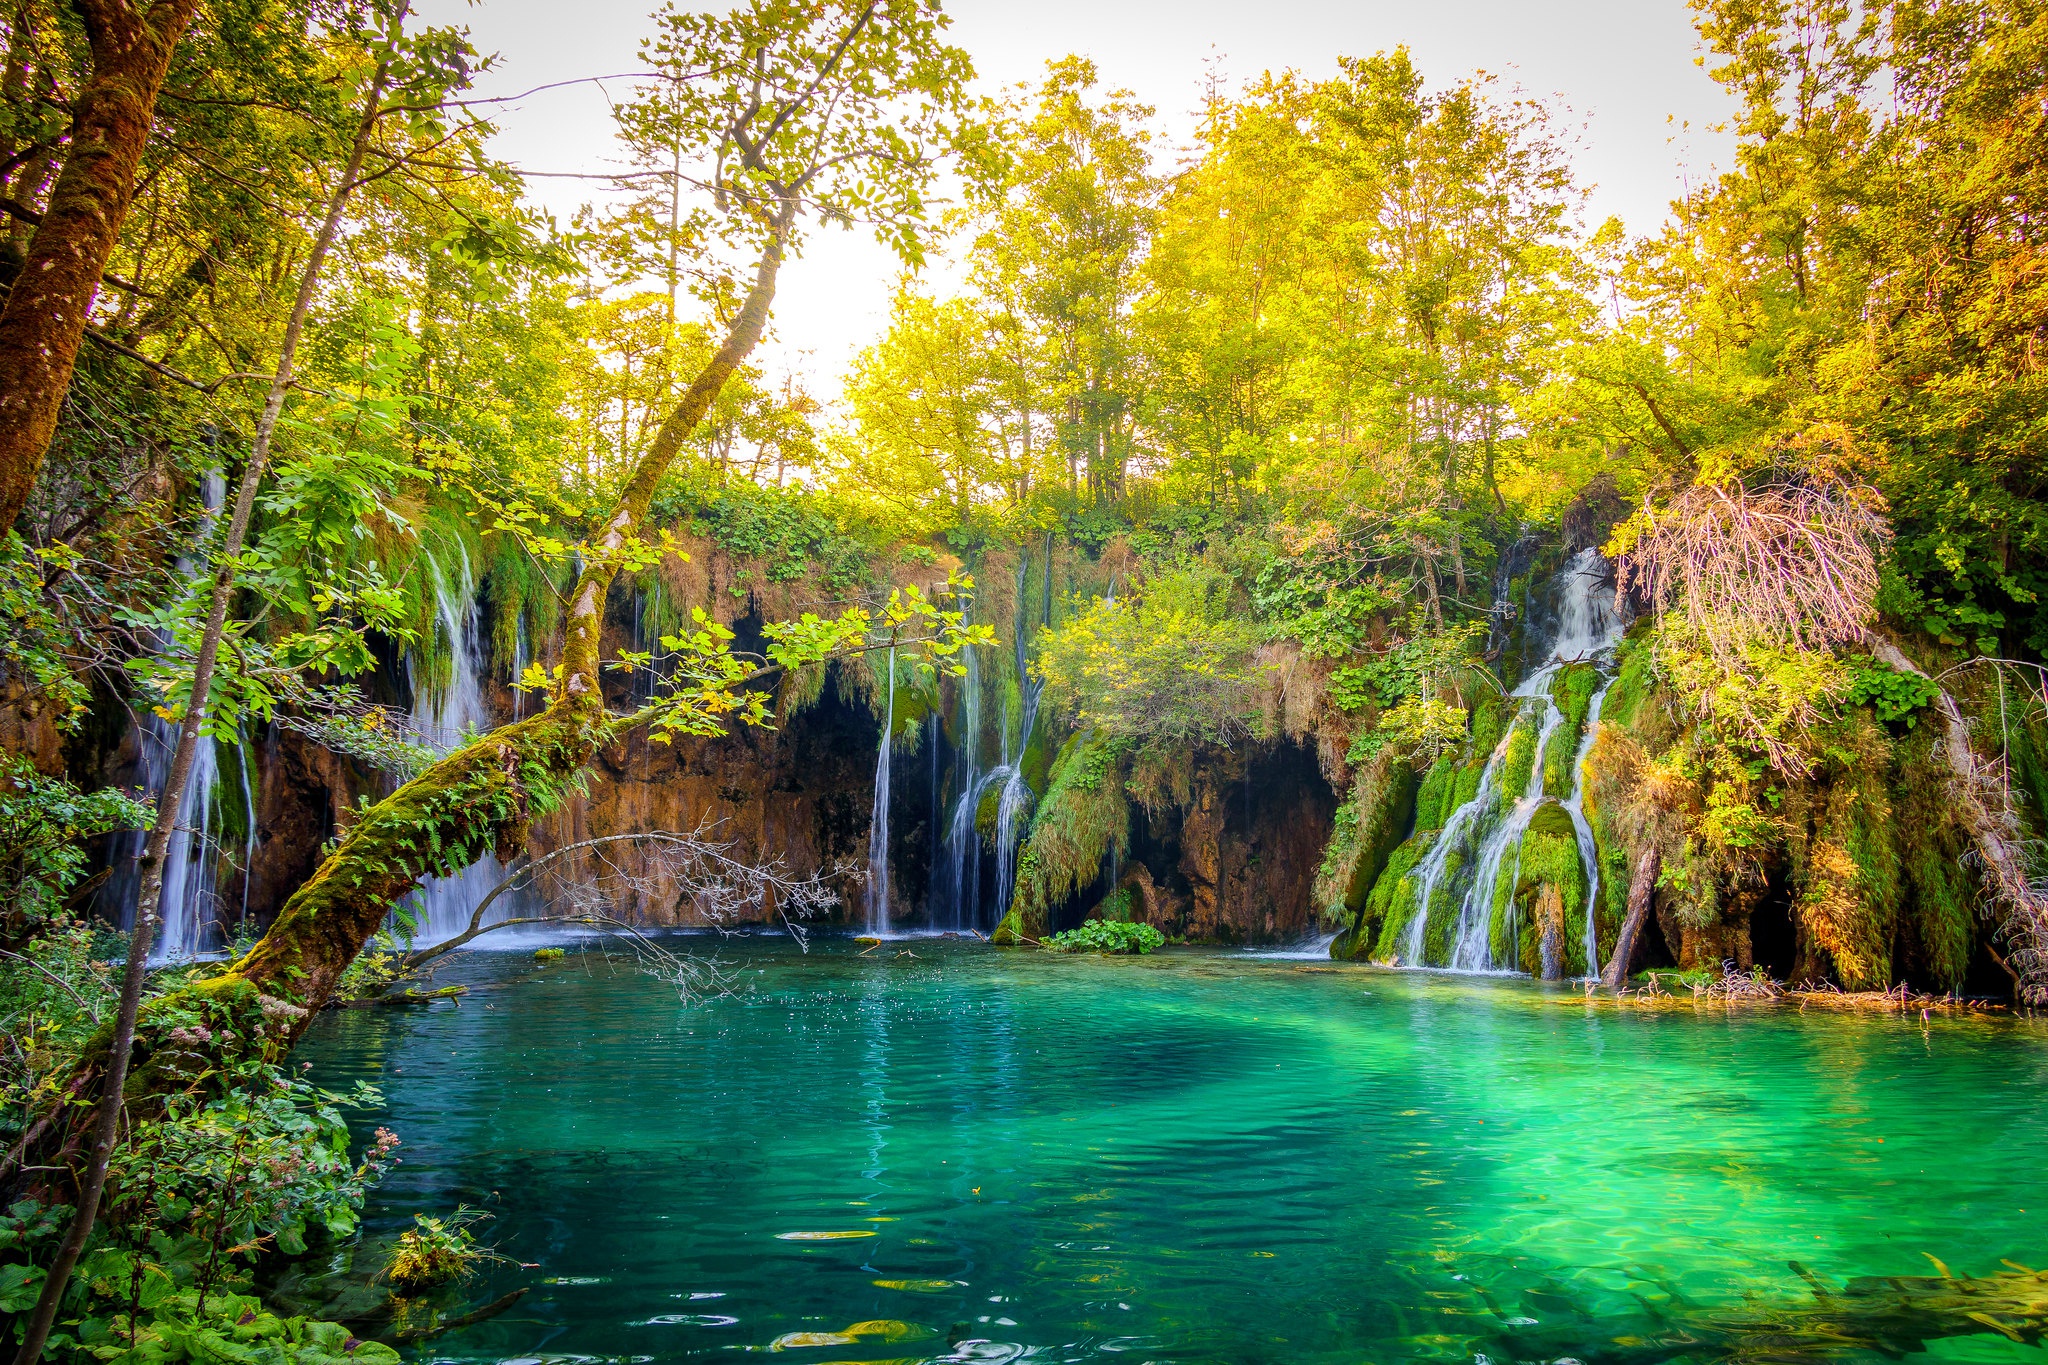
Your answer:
1042;920;1165;955
382;1211;487;1295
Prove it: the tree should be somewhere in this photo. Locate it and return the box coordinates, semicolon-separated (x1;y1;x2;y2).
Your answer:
840;290;1012;525
6;4;490;1357
966;58;1156;502
0;0;202;533
132;0;975;1051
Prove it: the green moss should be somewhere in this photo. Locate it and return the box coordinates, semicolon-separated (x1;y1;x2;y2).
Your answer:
1513;803;1590;975
1790;714;1900;990
1321;753;1421;950
1421;847;1466;963
1892;726;1972;990
1499;710;1540;802
1009;729;1133;936
1413;755;1459;831
1367;835;1431;960
1544;664;1600;797
1470;694;1506;758
1598;630;1672;749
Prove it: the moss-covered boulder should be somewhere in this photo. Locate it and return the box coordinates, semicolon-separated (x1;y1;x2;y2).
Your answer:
1321;752;1420;957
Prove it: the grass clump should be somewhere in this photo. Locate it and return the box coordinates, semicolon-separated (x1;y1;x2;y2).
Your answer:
1043;920;1165;955
534;947;565;961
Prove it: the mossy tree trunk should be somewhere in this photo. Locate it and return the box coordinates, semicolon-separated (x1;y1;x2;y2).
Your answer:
0;0;200;532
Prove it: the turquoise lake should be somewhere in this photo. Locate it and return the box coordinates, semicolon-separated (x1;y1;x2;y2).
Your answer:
294;939;2048;1364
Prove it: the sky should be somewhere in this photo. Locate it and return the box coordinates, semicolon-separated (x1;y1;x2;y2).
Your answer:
416;0;1741;398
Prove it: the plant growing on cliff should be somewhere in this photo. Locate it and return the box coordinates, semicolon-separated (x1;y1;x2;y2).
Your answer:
1611;469;1891;772
1035;566;1268;744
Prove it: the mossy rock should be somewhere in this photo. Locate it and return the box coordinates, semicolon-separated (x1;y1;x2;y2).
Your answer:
1511;804;1590;975
1319;753;1420;949
1365;835;1433;960
1543;664;1601;797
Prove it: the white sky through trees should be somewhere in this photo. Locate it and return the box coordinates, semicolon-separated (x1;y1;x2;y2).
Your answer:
418;0;1738;401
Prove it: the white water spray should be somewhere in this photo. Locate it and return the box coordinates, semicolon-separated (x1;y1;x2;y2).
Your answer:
121;472;254;962
404;542;511;945
867;645;896;933
1396;548;1623;975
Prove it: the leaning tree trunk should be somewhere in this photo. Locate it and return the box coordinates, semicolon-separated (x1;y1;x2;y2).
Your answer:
205;216;794;1053
1602;847;1661;989
0;0;200;532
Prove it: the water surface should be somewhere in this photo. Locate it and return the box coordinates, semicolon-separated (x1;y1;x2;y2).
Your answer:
296;939;2048;1363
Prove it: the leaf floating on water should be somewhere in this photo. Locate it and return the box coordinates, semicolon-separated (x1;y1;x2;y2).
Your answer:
769;1331;857;1350
843;1320;937;1342
872;1278;963;1293
775;1230;877;1241
540;1276;609;1285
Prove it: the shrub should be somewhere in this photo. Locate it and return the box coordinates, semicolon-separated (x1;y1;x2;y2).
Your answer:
1042;920;1165;955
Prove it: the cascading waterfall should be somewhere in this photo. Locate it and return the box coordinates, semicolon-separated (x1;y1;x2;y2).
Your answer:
937;603;983;930
1396;548;1623;974
934;554;1047;931
511;614;532;721
114;472;253;962
983;558;1043;923
866;645;896;933
403;542;511;945
1562;674;1617;974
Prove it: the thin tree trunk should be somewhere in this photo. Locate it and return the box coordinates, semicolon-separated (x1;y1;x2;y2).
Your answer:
7;58;390;1365
0;0;201;532
1602;847;1660;989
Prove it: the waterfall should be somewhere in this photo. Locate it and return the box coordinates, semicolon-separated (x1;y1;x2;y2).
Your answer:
937;603;983;929
511;613;531;721
113;472;249;962
866;645;896;933
933;553;1048;930
1561;675;1617;977
987;558;1043;922
147;711;223;961
1395;547;1623;975
403;541;510;946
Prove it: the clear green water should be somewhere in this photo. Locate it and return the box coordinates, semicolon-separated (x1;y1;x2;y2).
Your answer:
295;940;2048;1364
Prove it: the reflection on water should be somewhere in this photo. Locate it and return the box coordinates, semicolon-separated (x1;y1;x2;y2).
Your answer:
293;939;2048;1363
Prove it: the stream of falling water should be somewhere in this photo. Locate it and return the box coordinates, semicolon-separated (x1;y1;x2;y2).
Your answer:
403;541;511;945
937;605;982;930
1398;548;1623;975
865;645;895;933
934;554;1047;931
114;472;256;962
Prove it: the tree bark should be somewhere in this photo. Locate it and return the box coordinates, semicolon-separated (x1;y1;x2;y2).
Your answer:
1602;846;1660;989
0;0;200;532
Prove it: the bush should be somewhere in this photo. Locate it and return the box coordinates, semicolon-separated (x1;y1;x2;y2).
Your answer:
1042;920;1165;955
